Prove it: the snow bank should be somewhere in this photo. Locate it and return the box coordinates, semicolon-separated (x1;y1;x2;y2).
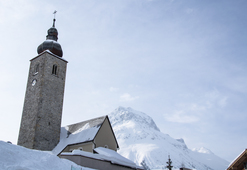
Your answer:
0;141;94;170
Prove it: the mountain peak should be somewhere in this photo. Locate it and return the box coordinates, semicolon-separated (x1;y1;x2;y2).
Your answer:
176;138;186;144
108;107;229;170
110;106;160;132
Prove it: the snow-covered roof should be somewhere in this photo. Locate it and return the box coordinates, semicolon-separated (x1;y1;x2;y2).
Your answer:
52;116;106;155
61;147;143;169
66;116;106;135
227;149;247;170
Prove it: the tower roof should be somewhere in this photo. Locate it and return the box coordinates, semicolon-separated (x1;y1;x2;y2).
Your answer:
37;17;63;57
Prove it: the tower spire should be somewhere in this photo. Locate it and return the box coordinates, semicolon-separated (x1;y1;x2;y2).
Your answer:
53;10;57;27
37;11;63;57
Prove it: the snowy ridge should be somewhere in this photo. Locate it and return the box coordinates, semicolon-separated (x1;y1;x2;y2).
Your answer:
108;106;229;170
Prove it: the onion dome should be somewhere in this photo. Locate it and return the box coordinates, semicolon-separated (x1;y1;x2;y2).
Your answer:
37;18;63;57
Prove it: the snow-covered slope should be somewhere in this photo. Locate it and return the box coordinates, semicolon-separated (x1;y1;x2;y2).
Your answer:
0;141;94;170
109;106;229;170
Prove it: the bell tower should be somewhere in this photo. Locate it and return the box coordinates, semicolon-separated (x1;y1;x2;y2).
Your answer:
18;17;68;151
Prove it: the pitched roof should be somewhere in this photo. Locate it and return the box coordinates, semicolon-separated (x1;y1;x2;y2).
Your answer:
52;116;106;155
66;116;106;137
227;149;247;170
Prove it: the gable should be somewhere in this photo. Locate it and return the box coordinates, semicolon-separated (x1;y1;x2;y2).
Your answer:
94;116;119;150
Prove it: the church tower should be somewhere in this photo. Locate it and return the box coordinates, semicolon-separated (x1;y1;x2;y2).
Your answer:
18;17;68;151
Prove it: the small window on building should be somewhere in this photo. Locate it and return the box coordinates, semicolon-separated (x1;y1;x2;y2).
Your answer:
52;64;57;75
34;64;39;75
244;162;247;169
78;147;83;151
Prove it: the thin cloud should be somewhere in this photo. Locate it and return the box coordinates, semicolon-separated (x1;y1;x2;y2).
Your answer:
205;90;228;108
164;103;203;123
164;110;199;123
120;93;139;102
164;90;228;123
218;96;228;108
185;8;195;14
109;87;119;92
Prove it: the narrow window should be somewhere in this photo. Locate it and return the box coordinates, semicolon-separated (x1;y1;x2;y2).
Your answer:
34;64;39;75
52;64;57;75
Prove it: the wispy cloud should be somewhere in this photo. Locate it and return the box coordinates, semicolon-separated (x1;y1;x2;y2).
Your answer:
164;103;204;123
120;93;139;102
164;110;200;123
205;89;228;108
109;87;119;92
185;8;195;14
164;89;228;123
0;0;38;24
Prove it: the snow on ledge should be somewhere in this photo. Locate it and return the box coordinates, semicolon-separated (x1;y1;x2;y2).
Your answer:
44;50;68;62
61;147;143;169
31;50;68;62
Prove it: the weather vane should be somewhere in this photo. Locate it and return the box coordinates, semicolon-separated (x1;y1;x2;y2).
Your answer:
53;10;57;27
53;10;57;19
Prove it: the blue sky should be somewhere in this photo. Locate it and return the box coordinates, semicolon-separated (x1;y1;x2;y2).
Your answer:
0;0;246;162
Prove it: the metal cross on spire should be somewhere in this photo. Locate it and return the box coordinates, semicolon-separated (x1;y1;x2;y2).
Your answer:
53;10;57;27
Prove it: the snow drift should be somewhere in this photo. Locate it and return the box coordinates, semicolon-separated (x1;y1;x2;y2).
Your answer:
0;141;94;170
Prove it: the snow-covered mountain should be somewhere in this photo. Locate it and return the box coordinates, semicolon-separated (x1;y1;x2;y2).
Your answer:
108;106;229;170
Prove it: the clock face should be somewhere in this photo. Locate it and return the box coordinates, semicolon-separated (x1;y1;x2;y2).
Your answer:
32;79;37;86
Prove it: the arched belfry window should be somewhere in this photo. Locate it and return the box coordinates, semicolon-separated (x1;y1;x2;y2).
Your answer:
52;64;58;75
